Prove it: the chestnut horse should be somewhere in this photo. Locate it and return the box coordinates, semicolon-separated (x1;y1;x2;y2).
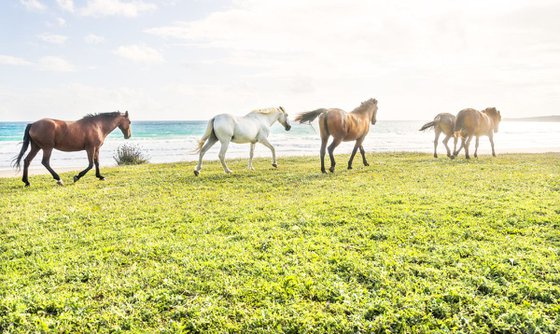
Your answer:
295;98;378;173
419;113;457;158
12;111;131;186
452;107;501;159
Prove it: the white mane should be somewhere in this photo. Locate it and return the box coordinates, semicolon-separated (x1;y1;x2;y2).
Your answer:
249;107;280;115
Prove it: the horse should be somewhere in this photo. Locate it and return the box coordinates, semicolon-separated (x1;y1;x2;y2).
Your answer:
452;107;501;159
294;98;378;173
12;111;131;186
419;113;457;158
194;107;291;176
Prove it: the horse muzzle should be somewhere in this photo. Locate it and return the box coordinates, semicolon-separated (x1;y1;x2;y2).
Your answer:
285;125;292;131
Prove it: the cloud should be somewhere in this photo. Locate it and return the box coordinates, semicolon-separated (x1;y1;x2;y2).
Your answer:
38;57;75;72
114;44;163;63
80;0;157;17
0;55;33;66
56;0;74;12
38;33;68;45
19;0;46;11
84;33;105;44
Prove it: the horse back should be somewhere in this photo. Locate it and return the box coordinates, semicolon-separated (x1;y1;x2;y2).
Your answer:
29;118;88;151
323;108;369;141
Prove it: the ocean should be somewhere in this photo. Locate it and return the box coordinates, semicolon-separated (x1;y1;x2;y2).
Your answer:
1;120;559;175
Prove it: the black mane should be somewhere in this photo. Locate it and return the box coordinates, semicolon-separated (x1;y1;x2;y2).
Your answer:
82;111;122;120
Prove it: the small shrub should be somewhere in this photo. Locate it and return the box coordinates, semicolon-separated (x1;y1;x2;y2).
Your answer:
114;144;149;165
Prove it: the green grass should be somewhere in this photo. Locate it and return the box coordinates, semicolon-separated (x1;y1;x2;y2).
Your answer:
1;153;559;333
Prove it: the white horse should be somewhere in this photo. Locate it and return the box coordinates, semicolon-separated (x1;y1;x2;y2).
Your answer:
194;106;291;176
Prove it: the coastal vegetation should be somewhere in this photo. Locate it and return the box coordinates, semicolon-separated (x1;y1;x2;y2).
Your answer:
113;144;150;166
0;153;559;332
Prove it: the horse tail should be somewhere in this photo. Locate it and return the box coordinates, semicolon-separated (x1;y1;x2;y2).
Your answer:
12;123;33;170
294;108;328;124
419;121;435;131
194;118;216;153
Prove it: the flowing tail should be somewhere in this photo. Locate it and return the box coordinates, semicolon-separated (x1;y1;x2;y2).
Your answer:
294;108;328;124
194;118;216;153
419;121;435;131
12;123;32;170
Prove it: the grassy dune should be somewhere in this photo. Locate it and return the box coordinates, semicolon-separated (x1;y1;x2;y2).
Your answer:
1;153;559;333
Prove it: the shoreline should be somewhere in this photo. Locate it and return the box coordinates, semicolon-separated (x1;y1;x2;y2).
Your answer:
1;149;558;179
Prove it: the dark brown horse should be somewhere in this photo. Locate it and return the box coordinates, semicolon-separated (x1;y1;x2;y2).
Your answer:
452;107;501;159
13;111;131;186
419;113;457;158
295;98;378;173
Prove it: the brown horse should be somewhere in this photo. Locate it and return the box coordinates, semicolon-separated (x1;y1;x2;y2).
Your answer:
12;111;131;186
452;107;501;159
295;98;378;173
419;113;457;158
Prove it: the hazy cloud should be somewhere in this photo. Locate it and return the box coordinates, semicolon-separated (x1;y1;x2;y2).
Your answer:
19;0;46;11
39;57;75;72
114;44;163;63
38;33;68;44
56;0;74;12
0;55;33;66
84;33;105;44
80;0;156;17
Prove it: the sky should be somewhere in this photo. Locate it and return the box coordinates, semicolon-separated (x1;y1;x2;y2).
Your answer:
1;0;559;121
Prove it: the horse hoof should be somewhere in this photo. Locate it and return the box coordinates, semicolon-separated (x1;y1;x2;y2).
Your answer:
347;166;353;170
225;170;233;174
329;167;335;173
73;176;79;182
434;154;438;158
24;183;30;187
321;169;327;174
194;170;199;177
57;180;64;186
450;155;456;160
272;163;278;168
98;177;106;181
364;163;370;167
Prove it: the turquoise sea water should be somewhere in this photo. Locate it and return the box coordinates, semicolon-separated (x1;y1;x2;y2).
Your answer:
1;120;559;174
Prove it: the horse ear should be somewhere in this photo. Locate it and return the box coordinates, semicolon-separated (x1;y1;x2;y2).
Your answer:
125;111;129;117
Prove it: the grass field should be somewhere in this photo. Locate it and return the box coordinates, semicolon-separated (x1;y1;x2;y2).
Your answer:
1;153;559;333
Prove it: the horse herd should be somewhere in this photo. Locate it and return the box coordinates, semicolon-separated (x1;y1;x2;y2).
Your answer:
12;99;502;187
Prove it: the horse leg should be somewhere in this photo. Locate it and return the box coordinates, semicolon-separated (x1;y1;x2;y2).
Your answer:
347;142;360;169
464;136;473;159
258;137;277;168
41;147;63;185
489;133;496;157
194;136;218;176
94;148;105;180
327;138;342;173
22;143;40;187
433;130;441;158
474;137;480;158
320;138;328;174
74;147;95;182
453;136;465;159
218;140;232;174
442;135;451;157
248;143;256;170
359;145;369;166
452;135;458;159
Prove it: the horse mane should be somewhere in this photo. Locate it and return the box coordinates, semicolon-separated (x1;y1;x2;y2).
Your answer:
250;107;280;115
81;111;123;121
353;98;378;113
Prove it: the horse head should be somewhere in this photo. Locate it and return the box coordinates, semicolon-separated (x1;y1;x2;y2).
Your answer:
367;98;378;125
482;107;501;133
278;106;291;131
118;111;132;139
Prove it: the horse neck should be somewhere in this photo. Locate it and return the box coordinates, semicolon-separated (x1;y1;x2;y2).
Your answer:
256;111;279;126
95;116;121;137
353;105;374;122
